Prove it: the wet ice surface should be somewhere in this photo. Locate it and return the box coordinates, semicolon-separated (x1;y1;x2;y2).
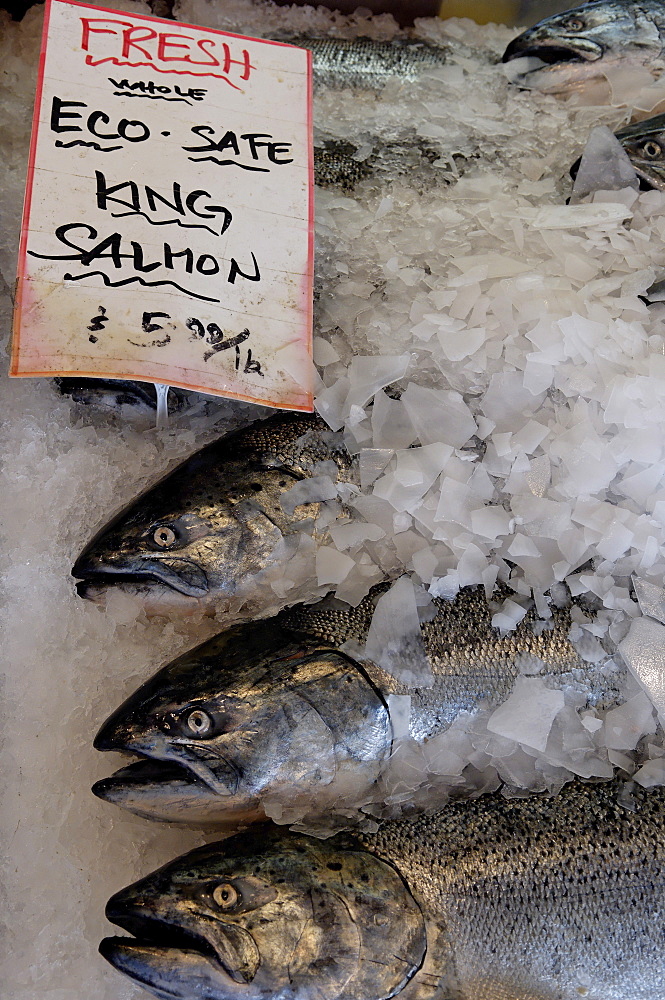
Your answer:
4;0;665;997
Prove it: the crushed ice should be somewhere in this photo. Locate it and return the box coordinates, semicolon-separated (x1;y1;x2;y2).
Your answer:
4;2;665;996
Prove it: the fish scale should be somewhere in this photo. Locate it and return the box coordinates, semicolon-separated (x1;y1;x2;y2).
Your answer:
100;781;665;1000
280;584;621;736
358;781;665;1000
290;35;453;89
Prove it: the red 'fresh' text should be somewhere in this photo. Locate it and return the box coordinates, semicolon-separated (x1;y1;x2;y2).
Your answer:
80;18;255;87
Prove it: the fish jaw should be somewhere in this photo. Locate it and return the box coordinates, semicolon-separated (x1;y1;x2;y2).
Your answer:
73;553;209;598
93;621;393;825
100;899;258;1000
99;938;249;1000
92;760;267;828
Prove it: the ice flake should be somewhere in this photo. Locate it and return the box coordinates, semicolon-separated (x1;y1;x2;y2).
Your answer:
387;694;412;741
315;546;356;586
401;383;477;447
313;338;340;367
359;448;393;490
371;392;416;450
281;475;338;516
364;577;434;687
511;495;572;539
530;202;634;231
632;575;665;625
633;758;665;788
618;616;665;721
487;677;565;752
603;693;656;751
483;373;546;432
491;598;529;632
581;713;603;734
507;534;541;558
470;506;513;541
373;443;451;513
328;521;385;549
345;354;410;409
438;325;486;362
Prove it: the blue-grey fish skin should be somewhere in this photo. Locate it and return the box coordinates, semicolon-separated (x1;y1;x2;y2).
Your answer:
100;780;665;1000
72;411;358;617
503;1;665;93
92;585;621;827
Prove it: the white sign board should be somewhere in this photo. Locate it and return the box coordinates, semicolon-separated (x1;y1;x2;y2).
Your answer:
12;0;314;411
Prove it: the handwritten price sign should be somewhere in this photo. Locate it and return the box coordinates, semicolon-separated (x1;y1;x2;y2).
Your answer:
11;0;314;411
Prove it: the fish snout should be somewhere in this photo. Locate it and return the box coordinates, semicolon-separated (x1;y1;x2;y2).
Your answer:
71;544;133;597
502;31;533;63
94;706;146;753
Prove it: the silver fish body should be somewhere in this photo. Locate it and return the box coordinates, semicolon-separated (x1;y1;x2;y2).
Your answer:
100;779;665;1000
295;34;451;90
72;412;357;616
92;585;621;827
503;1;665;94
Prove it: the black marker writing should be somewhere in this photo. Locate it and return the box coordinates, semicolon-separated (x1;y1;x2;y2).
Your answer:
228;253;260;285
94;171;232;236
128;310;172;347
109;78;207;103
186;317;250;361
30;223;261;304
244;349;263;376
183;126;292;171
87;305;108;334
50;96;150;148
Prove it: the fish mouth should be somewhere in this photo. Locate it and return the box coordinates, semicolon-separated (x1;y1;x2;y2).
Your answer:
92;758;198;799
93;758;266;828
93;757;243;815
101;907;257;990
502;38;603;65
72;559;209;599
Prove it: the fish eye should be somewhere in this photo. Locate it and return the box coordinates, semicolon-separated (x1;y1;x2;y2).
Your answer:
641;140;662;159
563;17;585;31
152;525;177;548
213;883;239;909
186;708;214;735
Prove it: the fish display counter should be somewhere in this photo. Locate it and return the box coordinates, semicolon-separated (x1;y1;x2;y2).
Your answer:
3;0;665;998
